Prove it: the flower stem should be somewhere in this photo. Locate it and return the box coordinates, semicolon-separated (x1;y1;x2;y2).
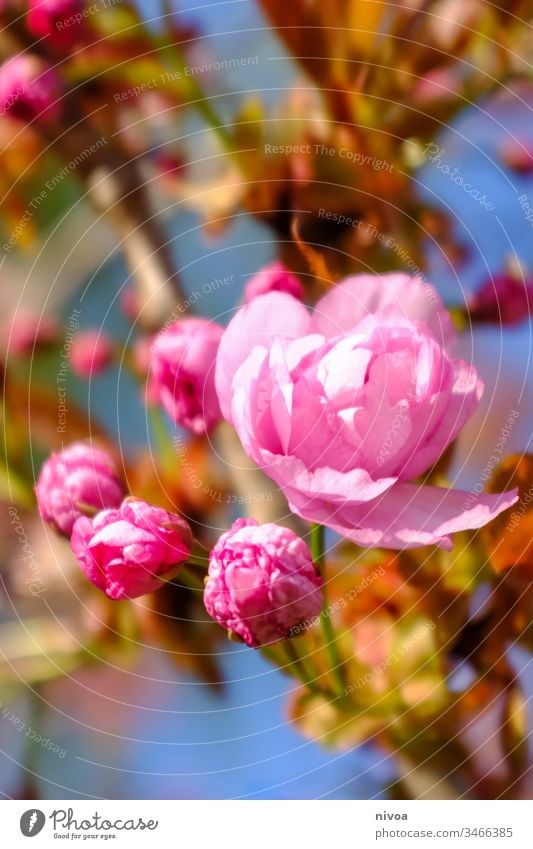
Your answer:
172;566;205;593
148;406;175;473
283;640;334;699
310;523;346;697
157;40;236;156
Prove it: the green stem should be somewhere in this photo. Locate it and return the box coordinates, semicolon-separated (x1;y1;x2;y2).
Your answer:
283;640;334;699
148;406;176;473
25;686;44;785
187;552;210;571
310;523;346;697
171;566;205;593
310;522;326;573
157;40;236;156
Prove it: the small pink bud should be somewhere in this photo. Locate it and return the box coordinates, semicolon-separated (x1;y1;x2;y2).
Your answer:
70;497;193;600
149;318;223;435
35;442;124;536
204;518;323;647
119;286;141;322
3;310;59;356
244;261;304;304
468;274;533;325
0;55;63;122
132;335;153;375
27;0;87;50
70;329;114;378
499;137;533;175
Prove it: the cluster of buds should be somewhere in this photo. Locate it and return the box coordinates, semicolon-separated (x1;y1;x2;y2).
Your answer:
36;442;324;645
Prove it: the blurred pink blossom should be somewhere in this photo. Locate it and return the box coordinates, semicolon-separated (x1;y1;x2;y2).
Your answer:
0;55;63;121
71;329;114;378
150;318;223;435
36;442;125;536
244;261;304;304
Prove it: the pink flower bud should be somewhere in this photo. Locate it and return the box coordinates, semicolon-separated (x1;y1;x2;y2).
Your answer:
70;497;193;600
244;261;304;304
119;286;140;322
468;274;533;325
0;55;63;122
70;329;114;378
204;518;323;647
3;310;59;356
27;0;87;50
499;137;533;175
149;318;223;435
35;442;124;536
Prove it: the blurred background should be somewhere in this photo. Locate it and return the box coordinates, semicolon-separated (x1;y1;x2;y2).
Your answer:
0;0;532;799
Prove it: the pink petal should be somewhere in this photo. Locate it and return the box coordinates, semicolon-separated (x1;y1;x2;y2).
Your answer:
288;481;519;550
312;273;455;349
215;292;311;420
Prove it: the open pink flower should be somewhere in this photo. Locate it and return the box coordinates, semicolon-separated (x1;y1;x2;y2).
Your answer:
149;318;223;435
204;518;323;647
216;273;518;550
71;498;193;600
244;261;304;304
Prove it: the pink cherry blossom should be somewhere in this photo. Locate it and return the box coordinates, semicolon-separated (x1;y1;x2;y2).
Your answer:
215;273;518;550
70;497;193;600
244;261;304;304
150;318;223;435
71;329;114;378
27;0;87;49
35;442;124;536
204;518;323;647
0;55;62;122
468;273;533;326
3;310;58;356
